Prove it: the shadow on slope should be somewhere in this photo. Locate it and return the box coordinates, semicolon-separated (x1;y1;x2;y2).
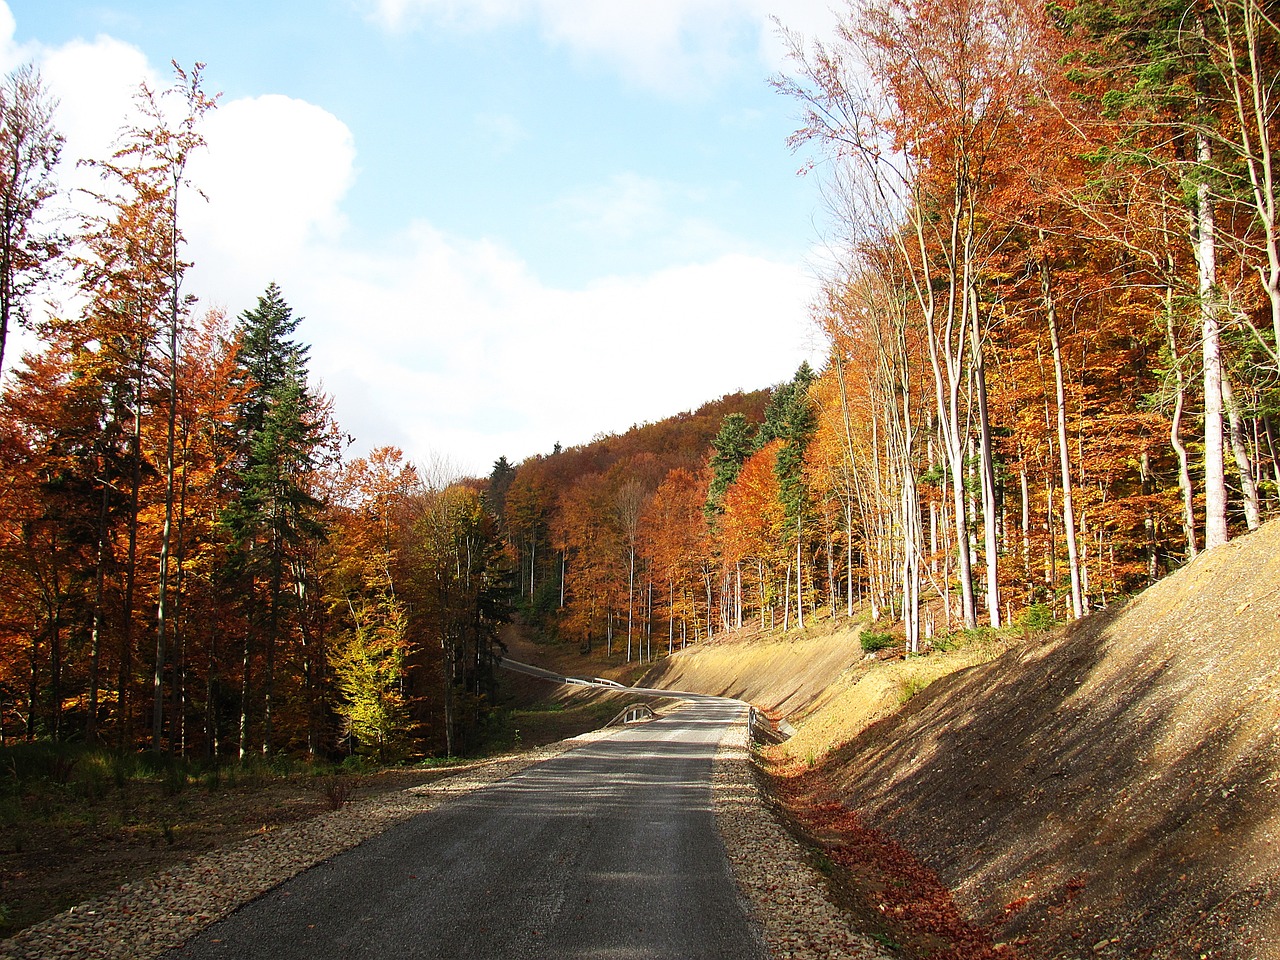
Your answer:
807;521;1280;959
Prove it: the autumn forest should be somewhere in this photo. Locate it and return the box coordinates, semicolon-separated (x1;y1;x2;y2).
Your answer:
1;0;1278;762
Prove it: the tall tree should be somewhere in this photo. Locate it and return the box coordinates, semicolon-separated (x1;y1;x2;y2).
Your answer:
706;412;756;517
77;97;180;745
0;64;62;379
1064;0;1237;547
223;283;325;755
123;62;217;752
758;363;817;628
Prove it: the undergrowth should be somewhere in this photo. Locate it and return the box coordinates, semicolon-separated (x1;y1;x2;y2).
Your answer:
0;740;433;833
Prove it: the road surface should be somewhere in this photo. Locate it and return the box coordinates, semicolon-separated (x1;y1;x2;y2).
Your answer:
164;695;765;960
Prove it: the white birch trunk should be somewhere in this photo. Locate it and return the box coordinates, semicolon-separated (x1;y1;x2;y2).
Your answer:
1198;133;1230;549
1041;249;1084;619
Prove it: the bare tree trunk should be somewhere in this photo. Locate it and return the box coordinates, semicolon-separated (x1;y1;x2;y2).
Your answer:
1222;373;1261;529
171;429;191;755
119;361;145;749
153;304;178;751
971;336;1001;627
1041;248;1084;619
668;578;674;655
735;562;743;629
1198;132;1229;549
795;517;804;630
1219;0;1280;368
87;480;109;743
1264;416;1280;500
1020;467;1032;602
1165;286;1199;558
783;561;791;631
238;628;250;759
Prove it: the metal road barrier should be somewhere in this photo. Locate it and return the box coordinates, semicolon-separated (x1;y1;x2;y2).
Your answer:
748;706;793;745
605;703;657;727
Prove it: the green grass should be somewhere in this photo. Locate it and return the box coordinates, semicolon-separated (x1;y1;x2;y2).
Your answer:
860;630;896;653
0;740;379;833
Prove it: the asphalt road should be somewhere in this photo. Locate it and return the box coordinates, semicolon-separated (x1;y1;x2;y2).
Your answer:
164;697;766;960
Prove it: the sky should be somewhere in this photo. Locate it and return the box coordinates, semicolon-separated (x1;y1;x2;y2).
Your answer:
2;0;839;476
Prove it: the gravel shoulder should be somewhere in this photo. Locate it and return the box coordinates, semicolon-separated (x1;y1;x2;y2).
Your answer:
714;717;891;960
2;711;881;960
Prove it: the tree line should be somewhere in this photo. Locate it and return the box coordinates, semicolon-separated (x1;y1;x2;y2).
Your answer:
495;0;1278;657
0;65;508;758
6;0;1277;753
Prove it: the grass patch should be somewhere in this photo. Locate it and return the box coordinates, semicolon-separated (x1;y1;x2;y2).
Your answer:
0;741;383;838
478;696;628;753
860;630;896;653
898;675;930;704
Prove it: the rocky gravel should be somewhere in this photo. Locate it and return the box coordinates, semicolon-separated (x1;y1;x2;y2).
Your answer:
2;714;881;960
714;719;891;960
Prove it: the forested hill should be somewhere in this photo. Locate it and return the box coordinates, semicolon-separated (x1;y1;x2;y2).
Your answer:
494;388;771;499
483;386;773;627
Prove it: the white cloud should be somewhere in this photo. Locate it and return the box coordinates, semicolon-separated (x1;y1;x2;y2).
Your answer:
0;2;18;69
185;95;356;264
0;22;160;375
285;224;818;473
365;0;523;31
362;0;844;94
38;36;157;190
553;173;750;268
474;112;528;155
556;173;680;242
2;3;822;474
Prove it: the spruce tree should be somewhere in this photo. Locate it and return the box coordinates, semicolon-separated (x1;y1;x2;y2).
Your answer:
758;362;818;525
705;412;755;520
759;364;818;628
223;283;325;755
487;455;516;529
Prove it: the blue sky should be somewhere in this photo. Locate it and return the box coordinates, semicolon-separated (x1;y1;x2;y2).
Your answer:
4;0;837;474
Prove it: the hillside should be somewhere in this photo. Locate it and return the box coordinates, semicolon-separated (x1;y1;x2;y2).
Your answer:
645;520;1280;959
636;627;871;718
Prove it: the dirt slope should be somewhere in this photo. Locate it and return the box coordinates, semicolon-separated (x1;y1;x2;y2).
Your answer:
637;627;867;717
804;520;1280;959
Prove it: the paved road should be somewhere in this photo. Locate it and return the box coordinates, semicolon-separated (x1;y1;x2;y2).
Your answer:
165;697;765;960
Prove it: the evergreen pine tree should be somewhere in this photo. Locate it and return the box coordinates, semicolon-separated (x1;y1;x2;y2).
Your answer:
759;364;818;628
758;362;818;526
223;283;325;755
487;455;517;529
705;412;755;520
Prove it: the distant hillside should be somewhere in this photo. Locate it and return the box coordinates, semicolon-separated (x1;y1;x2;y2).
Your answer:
638;627;869;719
794;520;1280;959
514;388;770;482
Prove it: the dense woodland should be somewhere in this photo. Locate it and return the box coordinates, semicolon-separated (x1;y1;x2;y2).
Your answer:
498;0;1280;654
0;66;508;759
1;0;1278;759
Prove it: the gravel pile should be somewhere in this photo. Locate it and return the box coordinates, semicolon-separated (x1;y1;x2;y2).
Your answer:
2;718;883;960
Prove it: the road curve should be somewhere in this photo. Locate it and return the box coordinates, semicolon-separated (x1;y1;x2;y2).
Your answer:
164;698;765;960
